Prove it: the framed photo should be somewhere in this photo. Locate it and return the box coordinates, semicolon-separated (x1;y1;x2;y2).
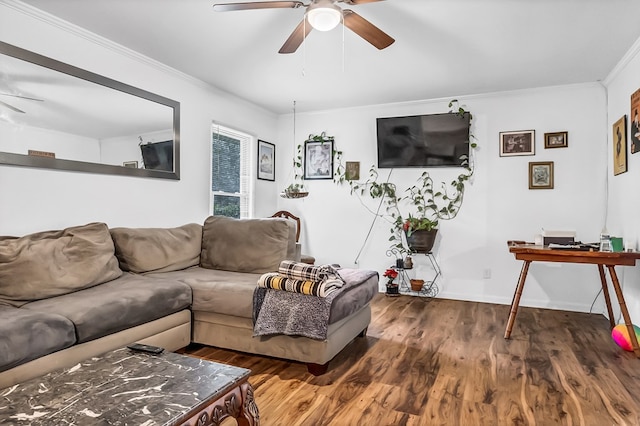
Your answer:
631;89;640;154
345;161;360;181
529;161;554;189
257;140;275;181
544;131;568;149
613;116;628;176
304;139;333;180
499;130;535;157
122;161;138;168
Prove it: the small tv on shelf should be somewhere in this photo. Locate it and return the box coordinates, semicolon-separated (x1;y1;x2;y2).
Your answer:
140;140;173;172
376;112;471;168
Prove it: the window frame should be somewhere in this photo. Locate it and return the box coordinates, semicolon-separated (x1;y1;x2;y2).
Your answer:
210;123;255;219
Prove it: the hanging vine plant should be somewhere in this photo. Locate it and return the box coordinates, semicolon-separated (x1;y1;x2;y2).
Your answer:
282;132;338;198
281;142;308;198
332;100;477;254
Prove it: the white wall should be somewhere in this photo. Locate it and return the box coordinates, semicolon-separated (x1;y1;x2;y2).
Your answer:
0;3;280;235
277;84;610;312
0;121;100;162
603;38;640;322
100;129;173;167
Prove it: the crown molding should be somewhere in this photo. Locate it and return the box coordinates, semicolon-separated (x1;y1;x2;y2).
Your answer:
2;0;209;89
603;34;640;86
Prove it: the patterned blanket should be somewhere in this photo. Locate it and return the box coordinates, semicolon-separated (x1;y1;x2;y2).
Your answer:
278;260;345;284
252;268;378;341
257;272;343;297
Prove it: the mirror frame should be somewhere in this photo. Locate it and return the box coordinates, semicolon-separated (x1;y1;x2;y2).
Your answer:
0;41;180;180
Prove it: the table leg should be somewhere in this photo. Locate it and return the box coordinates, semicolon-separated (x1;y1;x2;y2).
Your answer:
607;265;640;358
180;380;260;426
504;260;531;339
597;264;615;328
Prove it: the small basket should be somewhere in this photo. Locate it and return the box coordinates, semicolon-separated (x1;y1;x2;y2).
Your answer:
410;279;425;292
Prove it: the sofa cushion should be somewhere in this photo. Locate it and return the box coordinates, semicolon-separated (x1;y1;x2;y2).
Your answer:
146;267;259;319
0;305;76;372
0;222;122;307
21;273;192;344
110;224;202;273
200;216;296;273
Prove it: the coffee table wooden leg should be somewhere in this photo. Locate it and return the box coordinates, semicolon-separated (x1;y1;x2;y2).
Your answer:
597;264;615;328
607;265;640;358
505;260;531;339
180;380;259;426
238;382;260;426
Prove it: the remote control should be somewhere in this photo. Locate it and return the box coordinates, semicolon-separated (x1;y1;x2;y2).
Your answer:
126;343;164;354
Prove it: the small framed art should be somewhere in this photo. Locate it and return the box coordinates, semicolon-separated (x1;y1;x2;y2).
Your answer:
257;140;275;181
631;89;640;154
499;130;535;157
345;161;360;181
304;139;333;180
612;116;627;176
544;131;568;149
529;161;554;189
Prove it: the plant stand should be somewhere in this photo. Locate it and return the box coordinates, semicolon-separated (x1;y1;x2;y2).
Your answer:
396;252;440;298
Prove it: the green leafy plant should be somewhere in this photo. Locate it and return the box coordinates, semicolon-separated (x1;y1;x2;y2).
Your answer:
333;100;477;254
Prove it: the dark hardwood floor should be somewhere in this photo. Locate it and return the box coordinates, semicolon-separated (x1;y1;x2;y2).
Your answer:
183;294;640;425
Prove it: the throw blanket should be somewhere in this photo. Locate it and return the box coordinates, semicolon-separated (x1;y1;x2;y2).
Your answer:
253;268;378;341
257;272;343;297
278;260;345;285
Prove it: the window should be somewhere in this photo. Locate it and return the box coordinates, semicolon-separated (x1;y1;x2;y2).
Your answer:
211;124;252;219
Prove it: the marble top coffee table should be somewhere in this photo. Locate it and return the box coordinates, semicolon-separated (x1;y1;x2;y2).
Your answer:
0;347;259;425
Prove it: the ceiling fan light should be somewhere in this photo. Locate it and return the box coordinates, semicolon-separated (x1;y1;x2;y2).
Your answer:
307;5;341;31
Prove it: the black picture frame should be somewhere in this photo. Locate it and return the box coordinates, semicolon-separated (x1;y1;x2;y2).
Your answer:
257;140;275;181
304;139;333;180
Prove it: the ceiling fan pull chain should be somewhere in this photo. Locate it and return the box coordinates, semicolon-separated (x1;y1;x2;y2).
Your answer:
302;18;307;77
340;12;344;72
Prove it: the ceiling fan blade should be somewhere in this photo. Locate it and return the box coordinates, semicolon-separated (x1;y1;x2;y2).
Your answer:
279;18;313;54
0;99;25;114
343;9;394;50
213;1;304;12
0;93;44;102
340;0;384;4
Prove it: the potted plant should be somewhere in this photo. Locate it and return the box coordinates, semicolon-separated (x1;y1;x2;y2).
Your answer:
383;268;400;296
281;144;309;199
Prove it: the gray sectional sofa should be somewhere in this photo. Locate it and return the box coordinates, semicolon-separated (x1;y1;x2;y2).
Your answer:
0;216;378;389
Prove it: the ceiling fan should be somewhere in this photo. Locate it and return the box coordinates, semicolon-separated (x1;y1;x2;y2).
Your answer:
0;93;43;114
212;0;395;54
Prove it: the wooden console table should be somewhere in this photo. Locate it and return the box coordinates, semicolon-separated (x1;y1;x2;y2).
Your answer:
505;243;640;357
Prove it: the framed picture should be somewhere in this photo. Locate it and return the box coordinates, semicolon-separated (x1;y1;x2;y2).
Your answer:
499;130;535;157
257;140;275;181
304;139;333;180
613;116;628;176
345;161;360;181
122;161;138;168
544;131;568;149
529;161;554;189
631;89;640;154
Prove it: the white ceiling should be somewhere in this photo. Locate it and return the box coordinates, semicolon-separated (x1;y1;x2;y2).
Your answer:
19;0;640;114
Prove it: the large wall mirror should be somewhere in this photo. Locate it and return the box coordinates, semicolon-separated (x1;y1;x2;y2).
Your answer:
0;41;180;179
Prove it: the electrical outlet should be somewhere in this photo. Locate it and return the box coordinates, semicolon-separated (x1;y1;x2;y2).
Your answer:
483;268;492;279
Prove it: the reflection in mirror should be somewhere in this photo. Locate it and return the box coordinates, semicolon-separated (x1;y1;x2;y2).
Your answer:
0;41;180;179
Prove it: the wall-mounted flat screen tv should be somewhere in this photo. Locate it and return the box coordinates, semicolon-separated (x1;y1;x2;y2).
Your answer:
376;112;471;168
140;140;173;172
